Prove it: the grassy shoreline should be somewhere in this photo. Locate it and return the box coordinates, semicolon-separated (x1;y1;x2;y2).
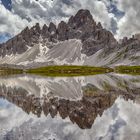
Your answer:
114;66;140;75
0;67;23;76
26;66;113;77
1;65;140;76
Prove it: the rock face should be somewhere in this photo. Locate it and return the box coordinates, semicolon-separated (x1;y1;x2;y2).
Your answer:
1;9;140;66
135;33;140;41
0;9;117;58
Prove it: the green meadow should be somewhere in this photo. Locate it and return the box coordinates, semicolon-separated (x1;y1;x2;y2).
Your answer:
0;65;140;77
115;66;140;75
0;67;23;76
26;65;113;77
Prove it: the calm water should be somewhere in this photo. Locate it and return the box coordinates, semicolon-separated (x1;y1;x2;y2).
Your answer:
0;73;140;140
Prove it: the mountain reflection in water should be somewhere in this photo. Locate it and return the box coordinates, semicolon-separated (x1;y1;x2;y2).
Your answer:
0;74;140;140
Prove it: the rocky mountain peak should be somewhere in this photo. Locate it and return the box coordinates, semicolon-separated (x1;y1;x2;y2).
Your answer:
42;24;48;31
21;26;30;34
134;33;140;41
97;22;103;29
57;21;69;41
0;9;118;58
42;24;48;36
48;22;57;34
68;9;96;30
120;34;140;47
30;23;41;34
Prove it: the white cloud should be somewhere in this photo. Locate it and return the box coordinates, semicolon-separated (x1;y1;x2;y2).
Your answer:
115;0;140;39
2;0;140;39
0;0;116;36
0;3;29;35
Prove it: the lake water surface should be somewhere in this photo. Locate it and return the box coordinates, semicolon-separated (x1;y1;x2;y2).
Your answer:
0;73;140;140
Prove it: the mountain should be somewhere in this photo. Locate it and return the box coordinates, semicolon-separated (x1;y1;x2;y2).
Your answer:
0;9;140;68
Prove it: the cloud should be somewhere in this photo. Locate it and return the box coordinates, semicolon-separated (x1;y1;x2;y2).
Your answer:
0;0;116;37
0;3;29;35
1;0;140;39
114;0;140;38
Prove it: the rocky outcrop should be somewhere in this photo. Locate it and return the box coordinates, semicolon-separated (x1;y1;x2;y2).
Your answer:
0;23;42;57
0;9;118;58
120;34;140;47
57;21;69;41
81;29;117;56
68;9;96;31
135;33;140;41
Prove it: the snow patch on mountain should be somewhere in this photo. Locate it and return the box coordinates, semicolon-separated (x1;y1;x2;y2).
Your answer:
33;39;86;65
43;39;86;65
0;37;140;67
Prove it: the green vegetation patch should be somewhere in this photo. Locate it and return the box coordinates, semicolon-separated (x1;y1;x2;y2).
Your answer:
0;67;23;76
26;65;113;77
2;65;140;77
115;66;140;75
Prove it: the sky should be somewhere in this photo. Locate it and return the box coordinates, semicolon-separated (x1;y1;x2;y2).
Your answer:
0;0;140;43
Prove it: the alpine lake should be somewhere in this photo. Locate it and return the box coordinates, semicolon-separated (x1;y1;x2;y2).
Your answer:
0;65;140;140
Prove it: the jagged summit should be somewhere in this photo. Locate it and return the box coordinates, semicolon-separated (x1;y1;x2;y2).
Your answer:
0;9;117;57
68;9;96;29
0;9;139;67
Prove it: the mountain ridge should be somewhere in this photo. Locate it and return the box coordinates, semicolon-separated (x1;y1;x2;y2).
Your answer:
0;9;140;68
